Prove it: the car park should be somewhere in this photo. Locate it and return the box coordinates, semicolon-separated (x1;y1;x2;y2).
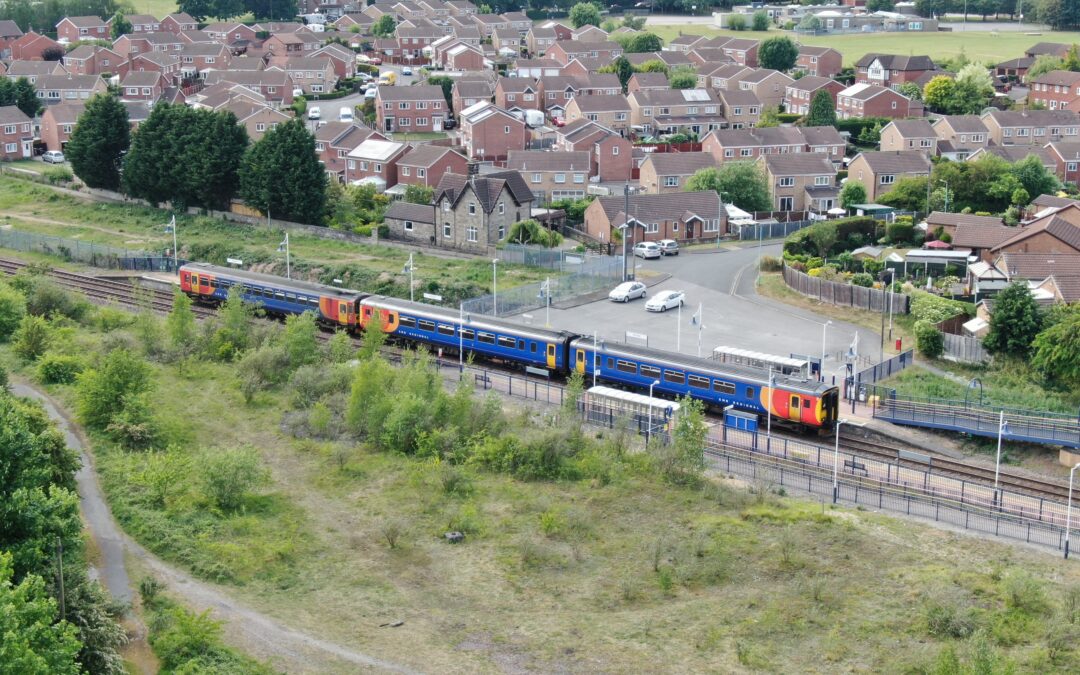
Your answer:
42;150;65;164
608;281;647;303
658;239;679;256
645;290;685;313
633;242;661;259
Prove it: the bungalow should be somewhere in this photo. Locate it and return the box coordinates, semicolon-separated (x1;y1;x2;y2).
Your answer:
584;190;725;243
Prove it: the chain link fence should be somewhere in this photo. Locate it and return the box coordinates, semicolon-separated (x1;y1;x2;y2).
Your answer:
0;228;184;272
462;254;623;317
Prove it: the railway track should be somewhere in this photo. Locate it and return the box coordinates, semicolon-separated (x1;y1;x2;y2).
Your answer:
838;432;1071;501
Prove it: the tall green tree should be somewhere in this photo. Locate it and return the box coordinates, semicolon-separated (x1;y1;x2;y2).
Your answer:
177;0;215;21
0;77;42;117
64;92;129;190
372;14;395;37
685;163;771;212
610;56;634;92
751;10;770;31
568;2;602;28
757;36;798;71
0;554;82;675
75;348;153;431
245;0;298;20
109;12;131;38
668;68;697;89
922;75;957;114
165;287;198;362
805;89;837;127
240;118;327;225
621;32;663;53
1031;306;1080;386
840;180;867;209
424;75;455;110
983;281;1043;358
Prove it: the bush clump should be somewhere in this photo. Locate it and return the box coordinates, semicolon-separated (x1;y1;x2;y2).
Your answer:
915;320;944;359
36;352;83;384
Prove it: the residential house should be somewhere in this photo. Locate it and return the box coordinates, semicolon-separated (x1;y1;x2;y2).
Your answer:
161;12;198;33
375;84;446;133
0;106;32;159
846;150;932;201
879;119;938;155
397;24;444;59
346;138;409;190
232;103;291;141
702;126;805;163
0;20;23;59
428;171;535;253
311;43;356;80
698;63;752;92
458;101;528;161
564;94;631;134
268;57;336;95
33;74;107;105
204;70;294;107
63;45;122;76
627;72;669;95
931;115;990;161
9;32;63;61
951;222;1018;261
989;208;1080;257
854;53;937;89
124;14;161;32
571;25;608;42
783;75;844;116
638;152;714;194
667;34;707;53
1045;141;1080;185
112;31;186;57
1025;42;1071;59
552;119;633;182
315;122;383;181
440;41;485;71
511;58;562;79
796;45;842;78
925;212;1006;241
536;75;579;117
120;52;182;84
56;16;110;43
628;88;725;137
201;22;257;45
179;43;232;78
980;109;1080;146
506;150;591;203
968;144;1058;172
452;79;493;114
801;125;847;164
5;60;66;82
733;68;793;111
836;83;924;119
384;200;437;245
494;77;541;112
263;31;323;57
397;144;469;188
758;154;838;213
545;40;622;66
120;71;167;101
40;102;85;151
574;73;621;96
584;190;725;243
721;38;759;67
717;89;760;129
1027;70;1080;112
525;25;560;56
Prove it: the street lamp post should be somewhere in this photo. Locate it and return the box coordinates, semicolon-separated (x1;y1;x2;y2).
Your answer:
648;379;660;443
965;377;983;408
277;231;291;280
403;252;415;302
994;410;1008;489
592;331;599;387
821;320;831;380
491;258;498;315
165;215;177;271
1066;462;1080;559
832;418;847;503
879;268;894;362
622;183;630;281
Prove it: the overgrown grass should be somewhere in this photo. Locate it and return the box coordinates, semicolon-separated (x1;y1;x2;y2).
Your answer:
5;282;1080;672
882;361;1080;414
0;175;553;304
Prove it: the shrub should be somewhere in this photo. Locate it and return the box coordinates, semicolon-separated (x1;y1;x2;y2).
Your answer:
850;272;874;288
105;394;161;450
12;314;51;361
0;283;26;340
886;220;915;244
199;446;267;512
910;291;968;324
728;15;747;30
25;279;88;320
759;255;782;272
914;320;944;359
36;352;83;384
924;597;976;639
43;166;74;184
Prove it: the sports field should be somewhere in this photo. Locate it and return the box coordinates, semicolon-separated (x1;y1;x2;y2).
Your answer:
646;24;1080;65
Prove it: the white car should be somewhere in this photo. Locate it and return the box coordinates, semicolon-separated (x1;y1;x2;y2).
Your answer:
633;241;662;259
308;106;321;120
402;66;413;76
42;150;65;164
645;290;685;313
339;106;354;122
364;88;377;99
608;281;647;303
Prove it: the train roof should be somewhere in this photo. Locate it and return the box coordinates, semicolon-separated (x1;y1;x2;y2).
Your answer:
581;338;835;395
363;295;572;343
180;262;365;300
586;386;682;411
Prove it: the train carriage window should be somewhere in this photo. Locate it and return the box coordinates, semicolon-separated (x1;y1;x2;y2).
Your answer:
713;380;736;395
746;387;755;398
664;369;685;385
497;335;516;348
640;364;661;379
437;324;455;336
517;340;525;350
616;360;637;374
208;279;217;289
530;342;537;353
688;374;710;389
804;399;812;408
275;291;285;300
461;328;475;340
478;332;496;344
285;292;295;301
399;316;417;328
418;319;436;331
607;358;614;369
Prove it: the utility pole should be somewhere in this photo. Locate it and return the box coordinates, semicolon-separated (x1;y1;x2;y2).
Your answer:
622;182;630;281
55;537;66;621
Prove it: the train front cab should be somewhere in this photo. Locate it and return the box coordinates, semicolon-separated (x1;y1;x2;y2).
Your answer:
180;267;214;301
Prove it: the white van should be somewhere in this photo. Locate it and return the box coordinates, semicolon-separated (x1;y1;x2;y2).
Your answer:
308;106;321;120
339;106;354;122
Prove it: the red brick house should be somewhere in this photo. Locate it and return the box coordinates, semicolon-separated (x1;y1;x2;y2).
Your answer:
112;31;186;57
0;19;23;60
494;77;541;112
346;138;409;190
722;38;759;67
120;52;182;84
1045;141;1080;185
315;122;383;181
0;106;33;159
64;45;122;76
855;54;937;90
267;57;336;95
458;101;528;162
397;144;469;187
836;83;924;120
452;79;494;114
783;76;844;116
40;102;84;151
554;119;633;182
545;40;622;66
311;44;356;80
10;32;63;60
203;70;294;107
202;22;257;45
584;191;725;243
796;46;842;78
1028;70;1080;112
179;43;232;78
847;150;932;201
376;85;447;133
564;93;631;134
120;71;168;101
57;16;110;44
161;13;198;33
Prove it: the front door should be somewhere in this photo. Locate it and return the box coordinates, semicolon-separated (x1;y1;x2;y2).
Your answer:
432;116;442;131
789;395;801;421
385;117;394;132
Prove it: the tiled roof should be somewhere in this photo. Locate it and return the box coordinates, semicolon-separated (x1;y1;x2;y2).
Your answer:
886;119;935;138
788;75;840;93
0;105;30;125
595;191;722;224
44;102;85;124
762;153;835;176
952;223;1017;249
933;115;988;134
855;53;935;70
386;201;436;223
642;151;714;176
993;216;1080;253
570;94;629;112
506;150;590;172
377;85;446;101
853;150;931;174
926;212;1004;228
983;108;1080;128
998;251;1080;278
399;144;465;168
434;170;533;211
1030;69;1080;86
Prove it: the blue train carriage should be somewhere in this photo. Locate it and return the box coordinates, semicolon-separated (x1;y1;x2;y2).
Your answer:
359;295;572;372
572;338;839;429
179;262;367;330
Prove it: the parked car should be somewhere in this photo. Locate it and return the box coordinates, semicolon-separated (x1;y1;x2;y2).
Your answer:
443;117;457;130
633;241;662;259
292;87;303;98
658;239;679;256
645;290;685;313
608;281;647;303
371;57;383;65
339;106;354;122
308;106;321;120
364;88;377;99
402;66;413;76
42;150;65;164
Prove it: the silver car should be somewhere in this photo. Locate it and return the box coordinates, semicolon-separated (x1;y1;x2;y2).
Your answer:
42;150;65;164
608;281;647;302
658;239;679;255
633;242;662;259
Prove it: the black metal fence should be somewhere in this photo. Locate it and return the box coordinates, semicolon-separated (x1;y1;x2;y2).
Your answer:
854;349;914;386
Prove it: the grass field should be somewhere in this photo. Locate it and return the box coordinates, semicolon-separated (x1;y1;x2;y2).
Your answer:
5;284;1080;673
646;24;1080;65
0;175;553;303
124;0;178;19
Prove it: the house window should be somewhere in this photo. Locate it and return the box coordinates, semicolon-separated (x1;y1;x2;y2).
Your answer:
417;118;427;126
384;103;392;110
779;177;794;187
403;167;411;176
4;143;16;153
733;107;742;116
880;174;895;185
418;168;426;178
399;102;410;110
468;202;476;214
643;108;652;116
705;106;716;114
206;57;214;64
375;164;382;172
573;173;584;184
612;146;619;155
664;176;679;187
400;118;411;126
498;203;504;214
586;114;598;121
554;173;566;183
920;139;932;147
704;219;719;233
750;107;759;115
507;93;516;101
498;223;505;239
466;225;477;241
814;176;830;186
646;223;659;233
532;172;541;183
778;197;794;211
404;220;414;231
256;123;266;132
444;223;451;237
417;101;427;109
740;148;752;157
725;149;734;158
615;112;626;121
504;126;510;133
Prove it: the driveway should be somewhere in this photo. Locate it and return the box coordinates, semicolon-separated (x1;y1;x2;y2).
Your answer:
503;243;884;382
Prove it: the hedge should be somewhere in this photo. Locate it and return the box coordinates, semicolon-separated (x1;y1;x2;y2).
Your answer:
835;117;891;139
783;217;879;257
909;290;969;324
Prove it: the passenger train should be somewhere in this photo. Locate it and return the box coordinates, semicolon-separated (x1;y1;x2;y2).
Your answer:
179;262;839;429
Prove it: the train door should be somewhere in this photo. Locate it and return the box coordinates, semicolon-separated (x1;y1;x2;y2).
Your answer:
575;347;586;374
338;301;350;325
788;394;801;421
546;343;556;369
